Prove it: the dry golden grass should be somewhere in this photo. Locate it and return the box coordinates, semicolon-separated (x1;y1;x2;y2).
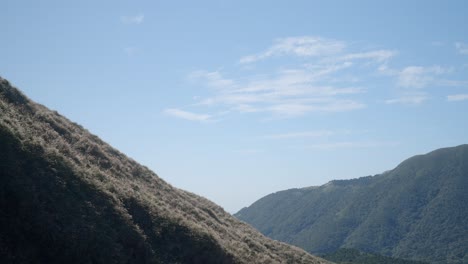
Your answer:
0;77;332;264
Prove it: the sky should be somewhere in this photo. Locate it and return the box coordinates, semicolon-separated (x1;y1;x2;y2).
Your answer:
2;0;468;213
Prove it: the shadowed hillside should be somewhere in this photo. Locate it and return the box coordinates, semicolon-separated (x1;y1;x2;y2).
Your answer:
236;145;468;264
0;77;331;264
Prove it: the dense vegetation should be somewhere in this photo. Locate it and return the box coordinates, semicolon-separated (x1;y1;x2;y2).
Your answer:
320;248;429;264
236;144;468;264
0;77;331;264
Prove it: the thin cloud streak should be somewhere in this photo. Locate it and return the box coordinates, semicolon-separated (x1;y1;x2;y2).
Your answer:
164;108;212;122
121;14;145;24
266;100;365;116
447;94;468;102
385;94;427;105
265;130;334;139
189;71;235;89
301;140;399;150
338;50;397;62
265;129;369;140
240;36;345;64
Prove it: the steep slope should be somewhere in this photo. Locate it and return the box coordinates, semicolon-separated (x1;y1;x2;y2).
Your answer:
0;77;331;264
236;145;468;264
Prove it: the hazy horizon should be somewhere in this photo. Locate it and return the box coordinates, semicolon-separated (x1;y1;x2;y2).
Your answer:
2;0;468;213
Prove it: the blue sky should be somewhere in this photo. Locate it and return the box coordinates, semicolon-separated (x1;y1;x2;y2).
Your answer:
2;0;468;213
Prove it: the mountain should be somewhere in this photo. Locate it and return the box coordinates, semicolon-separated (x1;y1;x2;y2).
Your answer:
0;77;331;264
320;248;429;264
235;145;468;264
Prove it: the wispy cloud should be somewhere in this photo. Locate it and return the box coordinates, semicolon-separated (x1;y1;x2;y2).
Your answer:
240;36;345;64
447;94;468;102
265;130;334;139
339;50;397;62
455;42;468;55
164;108;212;122
188;67;366;117
189;70;235;89
166;35;466;121
267;100;365;116
397;66;447;88
170;37;404;119
385;94;427;105
301;140;399;150
382;65;450;105
121;14;145;25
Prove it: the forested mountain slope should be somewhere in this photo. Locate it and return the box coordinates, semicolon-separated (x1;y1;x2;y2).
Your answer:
320;248;429;264
236;144;468;264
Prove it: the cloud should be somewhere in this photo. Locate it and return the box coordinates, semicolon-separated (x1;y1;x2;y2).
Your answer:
265;129;370;140
397;66;447;88
382;65;452;105
240;36;345;63
230;38;396;116
385;94;427;105
185;36;401;117
199;37;395;117
121;14;144;25
302;140;399;150
265;130;334;139
189;71;235;89
380;64;451;86
189;67;366;117
339;50;397;62
179;35;466;119
447;94;468;102
164;108;212;122
267;100;365;116
455;42;468;55
240;36;396;65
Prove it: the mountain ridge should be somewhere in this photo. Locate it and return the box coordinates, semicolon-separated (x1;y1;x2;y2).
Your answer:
236;144;468;264
0;77;331;264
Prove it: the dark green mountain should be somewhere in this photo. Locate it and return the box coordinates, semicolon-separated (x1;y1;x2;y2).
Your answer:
0;77;331;264
235;145;468;264
321;248;429;264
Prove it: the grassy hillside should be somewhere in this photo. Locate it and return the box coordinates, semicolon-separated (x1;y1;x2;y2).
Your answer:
236;145;468;264
0;76;331;264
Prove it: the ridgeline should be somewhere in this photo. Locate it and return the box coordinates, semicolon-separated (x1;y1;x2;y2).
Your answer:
236;145;468;264
0;77;330;264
